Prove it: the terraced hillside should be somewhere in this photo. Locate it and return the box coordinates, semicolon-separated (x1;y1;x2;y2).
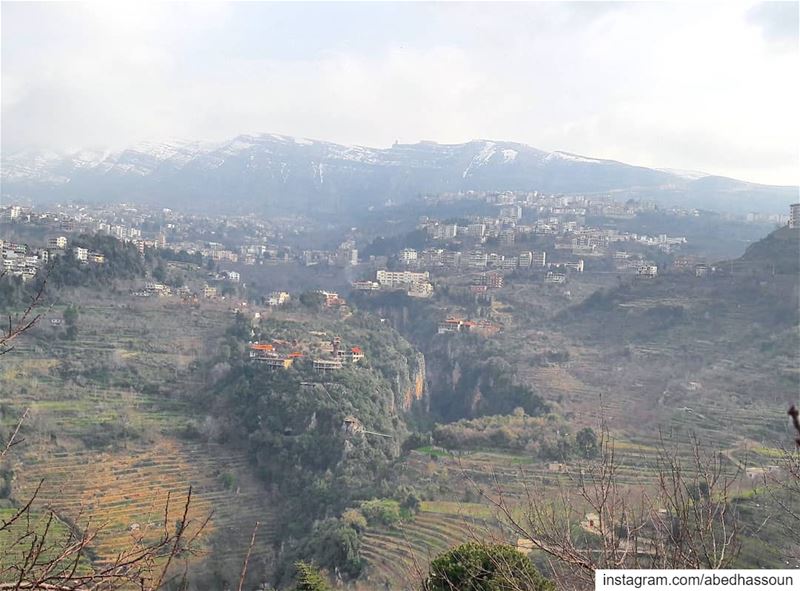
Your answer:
356;502;505;591
357;429;787;587
12;439;275;567
0;295;277;580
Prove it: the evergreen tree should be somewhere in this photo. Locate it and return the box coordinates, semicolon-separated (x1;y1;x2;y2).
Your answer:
293;561;332;591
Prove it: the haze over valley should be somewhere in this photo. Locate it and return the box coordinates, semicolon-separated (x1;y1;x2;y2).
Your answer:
1;2;798;590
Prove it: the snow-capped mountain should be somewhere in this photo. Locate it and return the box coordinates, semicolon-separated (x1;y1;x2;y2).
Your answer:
1;134;794;215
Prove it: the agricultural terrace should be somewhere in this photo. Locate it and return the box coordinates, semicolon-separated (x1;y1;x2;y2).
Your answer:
0;294;276;573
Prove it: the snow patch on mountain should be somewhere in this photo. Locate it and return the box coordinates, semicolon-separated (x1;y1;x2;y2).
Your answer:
502;149;518;163
463;142;497;178
546;151;605;164
657;168;710;180
330;145;382;164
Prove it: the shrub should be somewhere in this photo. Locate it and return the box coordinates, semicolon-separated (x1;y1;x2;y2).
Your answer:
423;542;554;591
340;508;367;532
359;499;402;526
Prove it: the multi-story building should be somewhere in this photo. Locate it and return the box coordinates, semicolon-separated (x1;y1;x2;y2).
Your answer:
442;251;462;268
637;265;658;278
499;205;523;221
486;272;503;289
73;247;88;261
563;259;584;273
267;291;291;306
351;281;380;291
313;359;343;373
48;236;67;250
465;223;486;238
790;203;800;229
467;251;488;269
407;281;434;298
376;270;429;288
474;272;503;289
545;272;566;284
501;257;518;270
399;248;418;264
319;291;345;307
337;346;365;363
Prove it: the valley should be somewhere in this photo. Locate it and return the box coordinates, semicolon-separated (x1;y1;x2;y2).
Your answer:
1;197;798;589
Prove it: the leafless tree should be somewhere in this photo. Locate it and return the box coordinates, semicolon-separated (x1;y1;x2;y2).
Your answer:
1;410;213;590
0;269;48;356
759;407;800;563
0;270;218;590
464;428;741;590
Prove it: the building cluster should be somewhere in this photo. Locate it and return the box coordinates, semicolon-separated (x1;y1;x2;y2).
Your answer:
266;291;291;307
437;317;502;337
746;211;791;225
248;333;365;373
353;269;434;298
1;234;108;281
1;240;47;280
383;191;690;289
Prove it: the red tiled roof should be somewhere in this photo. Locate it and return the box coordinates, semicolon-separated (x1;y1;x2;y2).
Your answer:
250;343;274;351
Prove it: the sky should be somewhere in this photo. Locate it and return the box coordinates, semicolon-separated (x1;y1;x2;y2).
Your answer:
2;1;798;185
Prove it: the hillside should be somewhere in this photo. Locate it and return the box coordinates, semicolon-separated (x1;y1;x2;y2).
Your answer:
736;224;800;274
349;227;800;586
0;264;436;588
3;134;795;215
0;294;283;587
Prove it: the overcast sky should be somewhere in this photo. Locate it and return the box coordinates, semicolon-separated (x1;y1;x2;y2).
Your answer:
2;1;798;185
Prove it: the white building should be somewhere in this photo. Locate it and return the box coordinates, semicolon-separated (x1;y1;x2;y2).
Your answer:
637;265;658;278
399;248;418;264
790;203;800;229
407;281;434;298
499;204;523;221
545;272;566;284
465;223;486;238
48;236;67;250
267;291;291;306
73;247;88;261
563;259;584;273
376;269;429;288
467;251;488;269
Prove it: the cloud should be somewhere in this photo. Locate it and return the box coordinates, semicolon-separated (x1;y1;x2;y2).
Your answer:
1;2;798;185
747;1;799;48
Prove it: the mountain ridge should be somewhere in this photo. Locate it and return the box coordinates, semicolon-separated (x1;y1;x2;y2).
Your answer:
2;133;795;215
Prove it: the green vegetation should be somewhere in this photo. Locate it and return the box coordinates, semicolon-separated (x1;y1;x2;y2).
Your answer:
359;498;409;527
47;234;147;289
0;508;90;578
737;225;800;275
431;412;587;459
292;561;332;591
298;519;363;579
2;221;796;588
423;542;554;591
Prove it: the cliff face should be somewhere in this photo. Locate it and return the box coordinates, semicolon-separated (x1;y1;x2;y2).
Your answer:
388;351;427;413
401;353;426;411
